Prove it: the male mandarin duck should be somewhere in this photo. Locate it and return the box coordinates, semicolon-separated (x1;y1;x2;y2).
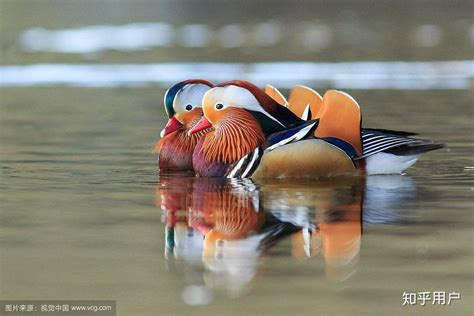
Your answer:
190;80;444;178
154;79;214;171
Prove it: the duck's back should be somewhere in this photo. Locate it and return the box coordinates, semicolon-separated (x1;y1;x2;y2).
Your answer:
252;139;358;179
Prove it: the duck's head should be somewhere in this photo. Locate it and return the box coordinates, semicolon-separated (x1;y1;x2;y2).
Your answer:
160;79;214;137
189;80;303;136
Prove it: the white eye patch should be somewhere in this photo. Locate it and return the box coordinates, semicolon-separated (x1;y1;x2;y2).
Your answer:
173;83;212;114
204;86;260;110
203;85;285;127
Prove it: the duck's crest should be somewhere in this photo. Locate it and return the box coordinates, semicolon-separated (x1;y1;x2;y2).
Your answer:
218;80;304;133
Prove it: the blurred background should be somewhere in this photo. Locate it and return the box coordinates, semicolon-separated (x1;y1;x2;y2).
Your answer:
1;0;473;315
2;0;473;62
1;0;473;88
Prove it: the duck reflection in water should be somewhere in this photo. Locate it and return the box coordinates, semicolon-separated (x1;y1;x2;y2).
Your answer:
155;176;202;262
190;178;306;295
156;174;415;297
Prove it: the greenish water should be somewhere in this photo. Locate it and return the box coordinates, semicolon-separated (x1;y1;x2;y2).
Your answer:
1;87;472;315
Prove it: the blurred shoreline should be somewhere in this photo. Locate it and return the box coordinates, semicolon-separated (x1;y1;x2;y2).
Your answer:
1;1;473;64
1;61;473;89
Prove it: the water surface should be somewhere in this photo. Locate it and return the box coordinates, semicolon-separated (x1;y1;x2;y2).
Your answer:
1;87;472;315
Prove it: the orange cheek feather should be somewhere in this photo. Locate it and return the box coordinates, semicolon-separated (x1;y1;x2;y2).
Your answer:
176;108;202;128
202;105;217;125
199;107;265;164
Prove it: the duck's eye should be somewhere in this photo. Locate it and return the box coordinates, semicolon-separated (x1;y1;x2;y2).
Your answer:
215;103;224;110
185;104;193;111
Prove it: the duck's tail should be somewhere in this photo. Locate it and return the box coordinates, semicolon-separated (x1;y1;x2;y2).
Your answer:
357;129;445;174
358;129;445;159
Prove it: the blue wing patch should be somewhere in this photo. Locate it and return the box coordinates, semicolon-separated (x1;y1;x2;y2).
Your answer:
322;137;357;159
266;120;319;151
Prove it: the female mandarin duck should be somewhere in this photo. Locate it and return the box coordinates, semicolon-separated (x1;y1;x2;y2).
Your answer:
190;80;443;178
154;79;214;171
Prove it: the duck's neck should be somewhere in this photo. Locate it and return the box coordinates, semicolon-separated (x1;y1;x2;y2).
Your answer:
155;117;207;171
199;110;265;165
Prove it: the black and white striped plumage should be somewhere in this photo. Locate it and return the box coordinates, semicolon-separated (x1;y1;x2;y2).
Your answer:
226;147;264;179
358;128;444;174
358;129;444;160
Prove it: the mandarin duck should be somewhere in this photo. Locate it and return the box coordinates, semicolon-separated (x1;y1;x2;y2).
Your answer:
154;79;214;171
190;80;444;178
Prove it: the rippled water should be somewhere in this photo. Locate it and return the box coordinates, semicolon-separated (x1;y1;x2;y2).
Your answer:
1;86;472;314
